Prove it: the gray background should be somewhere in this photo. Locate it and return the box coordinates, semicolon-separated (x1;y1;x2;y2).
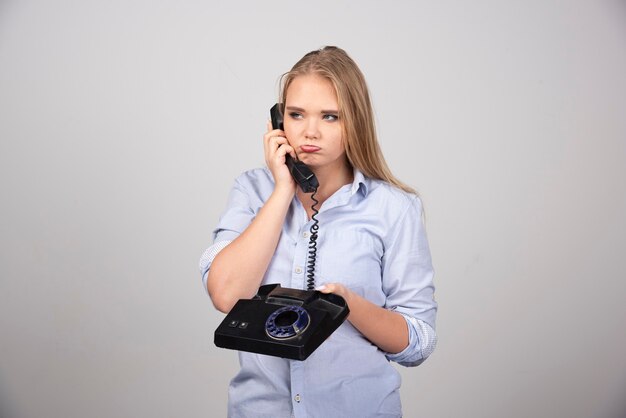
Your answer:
1;1;625;417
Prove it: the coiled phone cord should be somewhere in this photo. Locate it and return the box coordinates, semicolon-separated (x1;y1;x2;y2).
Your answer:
306;189;320;291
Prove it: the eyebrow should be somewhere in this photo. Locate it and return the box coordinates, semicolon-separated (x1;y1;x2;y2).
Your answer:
286;106;339;114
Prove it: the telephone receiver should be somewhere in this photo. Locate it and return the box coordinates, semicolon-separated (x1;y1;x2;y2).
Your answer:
270;103;319;193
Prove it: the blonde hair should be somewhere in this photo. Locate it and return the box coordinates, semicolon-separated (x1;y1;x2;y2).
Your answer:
279;46;416;194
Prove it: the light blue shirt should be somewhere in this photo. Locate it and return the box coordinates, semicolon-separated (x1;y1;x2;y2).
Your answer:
200;168;437;418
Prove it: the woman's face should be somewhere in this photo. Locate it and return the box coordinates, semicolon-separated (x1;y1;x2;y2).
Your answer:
283;74;347;172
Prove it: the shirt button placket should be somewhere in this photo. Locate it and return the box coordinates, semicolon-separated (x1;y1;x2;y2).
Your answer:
290;360;305;417
292;224;310;289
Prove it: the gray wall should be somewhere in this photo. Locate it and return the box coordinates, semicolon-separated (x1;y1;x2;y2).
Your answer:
1;1;625;417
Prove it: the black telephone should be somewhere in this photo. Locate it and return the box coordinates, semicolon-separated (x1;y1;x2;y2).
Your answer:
212;105;348;361
214;283;349;360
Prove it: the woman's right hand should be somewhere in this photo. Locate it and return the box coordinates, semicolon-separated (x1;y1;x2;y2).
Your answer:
264;121;297;193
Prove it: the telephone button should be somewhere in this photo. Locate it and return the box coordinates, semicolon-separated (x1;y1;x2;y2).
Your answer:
238;322;249;329
228;320;239;328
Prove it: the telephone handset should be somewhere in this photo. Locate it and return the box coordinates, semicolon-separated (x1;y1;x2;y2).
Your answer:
270;103;319;193
270;103;320;292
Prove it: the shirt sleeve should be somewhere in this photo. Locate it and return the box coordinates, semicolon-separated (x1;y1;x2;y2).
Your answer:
198;173;261;291
380;195;438;367
199;240;232;294
212;174;259;242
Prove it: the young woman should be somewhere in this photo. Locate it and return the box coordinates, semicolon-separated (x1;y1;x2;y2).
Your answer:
200;46;437;418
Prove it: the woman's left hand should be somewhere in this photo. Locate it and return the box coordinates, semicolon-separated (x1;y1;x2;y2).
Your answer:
315;282;409;354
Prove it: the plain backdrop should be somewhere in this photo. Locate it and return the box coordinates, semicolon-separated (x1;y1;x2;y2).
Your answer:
1;1;625;417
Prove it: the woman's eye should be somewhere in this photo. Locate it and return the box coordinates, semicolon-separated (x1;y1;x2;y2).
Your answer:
323;114;339;121
288;112;303;119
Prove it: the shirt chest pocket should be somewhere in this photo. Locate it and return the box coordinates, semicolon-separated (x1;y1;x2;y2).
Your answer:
315;228;384;292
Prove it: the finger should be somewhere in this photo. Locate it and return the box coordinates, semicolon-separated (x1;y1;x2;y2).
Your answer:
276;143;294;157
264;128;285;139
315;284;332;293
263;132;283;146
266;137;288;154
264;135;287;154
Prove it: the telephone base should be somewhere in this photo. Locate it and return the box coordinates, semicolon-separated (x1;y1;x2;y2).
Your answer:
214;284;349;361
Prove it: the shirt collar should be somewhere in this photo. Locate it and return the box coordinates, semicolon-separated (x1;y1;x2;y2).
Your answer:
350;168;369;196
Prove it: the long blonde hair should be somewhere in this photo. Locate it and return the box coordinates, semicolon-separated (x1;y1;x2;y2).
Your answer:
279;46;416;194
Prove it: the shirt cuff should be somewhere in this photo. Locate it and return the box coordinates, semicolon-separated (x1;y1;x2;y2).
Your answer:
385;313;437;367
199;240;232;294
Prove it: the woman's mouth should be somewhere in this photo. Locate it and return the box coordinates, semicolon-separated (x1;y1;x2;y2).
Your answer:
300;145;321;153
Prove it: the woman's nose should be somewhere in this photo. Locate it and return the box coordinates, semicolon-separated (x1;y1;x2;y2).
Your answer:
305;119;320;139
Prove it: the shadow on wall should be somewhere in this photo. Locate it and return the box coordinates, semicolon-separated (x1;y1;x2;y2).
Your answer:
0;384;18;418
610;398;626;418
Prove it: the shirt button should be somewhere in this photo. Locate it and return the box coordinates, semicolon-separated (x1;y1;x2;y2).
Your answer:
294;394;301;403
295;267;302;274
302;232;309;238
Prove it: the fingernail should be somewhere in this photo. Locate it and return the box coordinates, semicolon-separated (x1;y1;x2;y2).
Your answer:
315;285;326;291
